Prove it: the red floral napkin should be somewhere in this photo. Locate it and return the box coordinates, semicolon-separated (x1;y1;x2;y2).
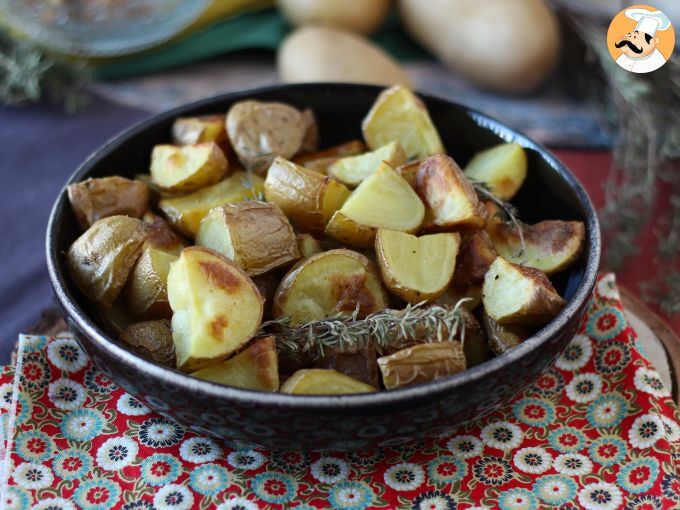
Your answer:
0;274;678;510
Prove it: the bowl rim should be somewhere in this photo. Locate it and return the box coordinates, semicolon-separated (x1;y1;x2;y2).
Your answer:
46;83;601;410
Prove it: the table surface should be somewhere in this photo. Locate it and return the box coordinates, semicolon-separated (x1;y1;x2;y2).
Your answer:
0;89;676;366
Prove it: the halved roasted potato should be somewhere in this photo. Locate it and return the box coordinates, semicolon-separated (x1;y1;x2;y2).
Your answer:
226;100;307;173
273;249;388;325
167;247;263;371
325;162;424;248
67;216;149;307
296;233;323;259
417;154;488;230
159;171;264;238
172;115;228;147
123;247;178;320
452;230;497;289
487;219;586;275
328;141;407;187
377;341;466;389
150;142;228;193
280;369;376;394
316;345;379;388
464;143;527;200
68;176;149;230
191;336;279;391
120;320;176;367
375;229;460;303
264;157;350;235
196;201;299;276
294;139;367;173
482;256;565;325
362;85;444;160
481;311;532;356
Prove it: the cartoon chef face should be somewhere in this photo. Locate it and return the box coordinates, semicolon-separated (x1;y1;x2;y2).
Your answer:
615;30;659;58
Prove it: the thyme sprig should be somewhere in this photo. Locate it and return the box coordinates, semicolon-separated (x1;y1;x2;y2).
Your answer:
259;299;471;362
472;181;526;259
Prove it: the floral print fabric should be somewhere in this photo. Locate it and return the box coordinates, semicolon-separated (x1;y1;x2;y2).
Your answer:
0;274;678;509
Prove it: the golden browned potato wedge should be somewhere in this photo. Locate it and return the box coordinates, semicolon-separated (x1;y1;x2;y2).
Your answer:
67;176;149;230
328;141;407;187
362;85;444;160
487;219;586;275
191;336;279;391
377;341;466;389
123;247;178;320
325;162;424;248
196;201;299;276
274;249;388;324
167;247;263;371
300;108;319;152
417;154;488;230
159;171;264;238
120;320;176;367
67;216;149;307
264;157;350;235
294;139;367;173
396;160;421;189
482;256;565;326
172;115;228;147
481;311;532;356
464;143;527;200
226;100;307;173
142;211;186;256
452;230;497;289
296;233;323;259
280;369;376;394
316;345;379;388
375;229;460;303
150;142;228;193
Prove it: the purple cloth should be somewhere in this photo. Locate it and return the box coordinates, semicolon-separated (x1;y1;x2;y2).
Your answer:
0;97;146;363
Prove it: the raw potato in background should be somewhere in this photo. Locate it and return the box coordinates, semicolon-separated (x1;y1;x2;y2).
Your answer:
278;26;412;87
279;0;391;34
399;0;560;93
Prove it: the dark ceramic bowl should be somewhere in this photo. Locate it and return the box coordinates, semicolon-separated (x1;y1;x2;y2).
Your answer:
47;83;600;450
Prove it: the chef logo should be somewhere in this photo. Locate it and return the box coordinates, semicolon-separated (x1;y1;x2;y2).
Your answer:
607;4;674;73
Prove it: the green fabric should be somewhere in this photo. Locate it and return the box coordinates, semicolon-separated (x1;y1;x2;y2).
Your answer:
95;8;430;80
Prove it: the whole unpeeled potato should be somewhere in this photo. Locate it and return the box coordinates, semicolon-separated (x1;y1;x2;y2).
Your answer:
279;0;391;35
399;0;560;93
278;26;411;87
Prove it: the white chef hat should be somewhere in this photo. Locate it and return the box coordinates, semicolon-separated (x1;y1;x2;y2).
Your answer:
624;8;672;37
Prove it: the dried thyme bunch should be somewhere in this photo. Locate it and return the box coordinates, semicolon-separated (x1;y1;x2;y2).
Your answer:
259;299;471;362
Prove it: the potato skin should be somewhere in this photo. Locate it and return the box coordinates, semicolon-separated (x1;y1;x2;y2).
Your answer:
150;142;228;193
316;345;380;388
324;211;377;248
481;311;531;356
67;216;149;307
120;320;176;367
452;230;497;289
142;211;186;256
296;233;324;259
172;115;227;147
67;176;149;230
294;139;367;173
123;247;177;320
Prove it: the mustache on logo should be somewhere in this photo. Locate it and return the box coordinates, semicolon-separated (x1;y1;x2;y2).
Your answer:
615;39;643;54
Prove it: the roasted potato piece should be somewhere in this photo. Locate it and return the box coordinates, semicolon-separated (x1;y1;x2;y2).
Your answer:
452;230;497;289
417;154;488;230
264;157;350;235
482;256;565;326
459;308;492;367
396;160;421;189
296;233;324;259
67;216;149;307
123;247;178;320
172;115;227;147
316;345;380;388
300;108;319;152
226;100;307;173
328;141;407;187
191;336;279;391
487;219;586;275
196;201;299;276
120;320;176;367
280;369;376;394
167;247;263;371
375;229;460;303
68;176;149;230
97;301;133;337
434;285;482;311
362;85;444;160
377;341;466;389
325;162;424;248
134;173;180;205
274;249;388;325
481;311;532;356
252;272;280;321
150;143;228;193
159;171;264;238
142;211;186;256
464;143;527;201
294;140;367;173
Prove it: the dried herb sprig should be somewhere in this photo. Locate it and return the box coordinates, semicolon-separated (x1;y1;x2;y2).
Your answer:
472;181;526;259
259;299;471;362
